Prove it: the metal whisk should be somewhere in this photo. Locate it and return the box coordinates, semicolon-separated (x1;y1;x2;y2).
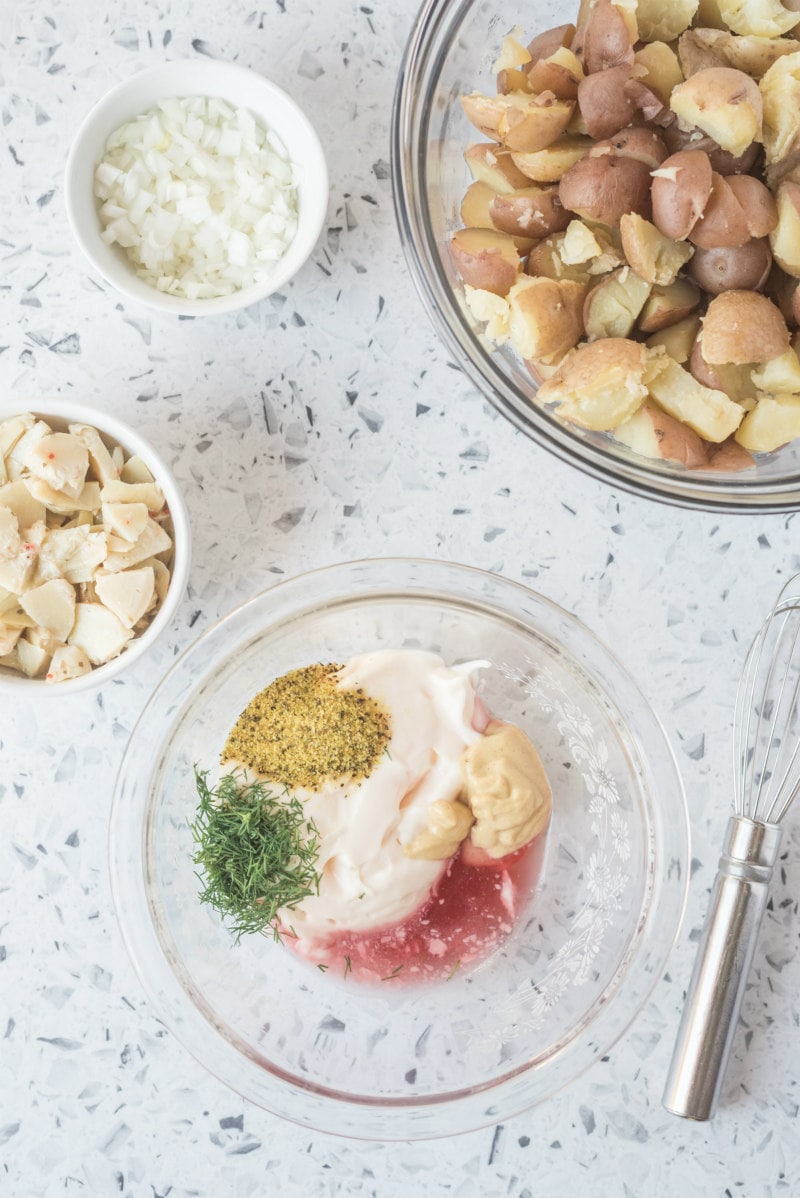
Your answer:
663;574;800;1121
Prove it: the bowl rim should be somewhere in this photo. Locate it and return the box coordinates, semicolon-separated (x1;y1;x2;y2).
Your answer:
0;397;191;695
64;58;329;317
108;557;690;1138
390;0;800;513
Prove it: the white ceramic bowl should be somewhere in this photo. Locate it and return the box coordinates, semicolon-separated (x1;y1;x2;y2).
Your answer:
64;60;328;316
0;398;191;696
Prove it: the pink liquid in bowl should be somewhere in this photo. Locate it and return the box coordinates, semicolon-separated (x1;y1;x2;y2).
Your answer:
288;825;549;986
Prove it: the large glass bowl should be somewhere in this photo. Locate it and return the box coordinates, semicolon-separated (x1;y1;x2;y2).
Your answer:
391;0;800;512
109;559;689;1139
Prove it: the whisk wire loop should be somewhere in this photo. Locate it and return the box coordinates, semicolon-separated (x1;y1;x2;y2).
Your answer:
736;579;800;826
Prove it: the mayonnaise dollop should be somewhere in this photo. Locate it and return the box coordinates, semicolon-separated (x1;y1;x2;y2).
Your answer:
274;649;485;939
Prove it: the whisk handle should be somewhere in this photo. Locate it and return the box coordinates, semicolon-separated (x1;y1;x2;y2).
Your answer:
663;816;782;1121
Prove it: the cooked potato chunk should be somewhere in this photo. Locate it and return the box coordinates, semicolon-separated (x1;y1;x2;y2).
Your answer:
670;68;762;157
701;290;790;361
620;214;694;285
46;643;92;683
638;279;701;333
718;0;800;37
651;151;714;241
751;346;800;391
646;315;703;363
632;0;699;41
450;227;522;296
583;268;652;340
769;182;800;276
682;27;799;78
511;137;593;182
760;51;800;165
536;337;650;428
508;276;586;361
615;400;710;466
646;354;744;441
735;393;800;449
465;142;533;193
463;286;512;344
560;153;652;226
634;42;685;103
691;232;772;298
489;185;571;239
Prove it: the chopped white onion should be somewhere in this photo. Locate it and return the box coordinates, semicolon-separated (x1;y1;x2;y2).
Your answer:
94;95;299;300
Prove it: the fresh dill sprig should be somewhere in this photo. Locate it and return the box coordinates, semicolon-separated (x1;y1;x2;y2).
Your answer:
343;955;352;978
381;964;404;981
190;767;321;943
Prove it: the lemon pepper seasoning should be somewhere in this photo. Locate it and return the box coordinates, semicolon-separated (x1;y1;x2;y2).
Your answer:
221;663;391;791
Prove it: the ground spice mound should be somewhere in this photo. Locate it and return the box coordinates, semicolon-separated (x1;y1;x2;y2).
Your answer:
221;663;391;791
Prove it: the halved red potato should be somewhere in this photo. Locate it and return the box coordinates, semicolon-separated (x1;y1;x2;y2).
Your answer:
489;185;571;239
701;289;790;362
465;142;533;193
536;337;651;429
651;150;714;240
559;153;652;226
583;267;652;340
689;173;752;248
688;238;772;293
638;278;702;332
511;136;593;182
670;67;763;158
450;228;522;296
577;64;638;139
615;401;710;467
581;0;634;73
507;276;587;362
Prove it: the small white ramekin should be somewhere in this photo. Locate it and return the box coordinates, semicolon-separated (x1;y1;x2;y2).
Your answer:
64;59;328;316
0;398;191;696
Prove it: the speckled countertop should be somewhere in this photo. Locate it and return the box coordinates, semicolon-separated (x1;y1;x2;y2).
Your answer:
2;1;800;1195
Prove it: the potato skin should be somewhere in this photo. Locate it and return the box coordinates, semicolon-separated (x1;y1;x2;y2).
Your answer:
616;401;710;468
581;0;634;73
638;279;701;333
559;154;652;226
507;276;586;361
688;173;751;248
526;23;575;63
450;228;521;296
489;186;570;239
660;120;762;176
589;126;668;169
527;49;583;101
688;239;772;293
726;174;778;237
651;150;714;240
536;336;650;429
465;143;532;193
577;65;638;139
670;67;763;158
701;289;790;363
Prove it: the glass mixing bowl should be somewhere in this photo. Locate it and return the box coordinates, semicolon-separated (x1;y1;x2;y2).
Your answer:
391;0;800;512
109;559;688;1138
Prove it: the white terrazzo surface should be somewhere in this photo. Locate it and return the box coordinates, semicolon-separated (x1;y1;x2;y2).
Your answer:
2;1;800;1195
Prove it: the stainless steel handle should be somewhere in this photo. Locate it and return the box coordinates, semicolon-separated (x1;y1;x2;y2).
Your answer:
663;816;783;1121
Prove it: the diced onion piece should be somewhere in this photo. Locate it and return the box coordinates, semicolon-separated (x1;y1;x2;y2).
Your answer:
94;95;299;299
